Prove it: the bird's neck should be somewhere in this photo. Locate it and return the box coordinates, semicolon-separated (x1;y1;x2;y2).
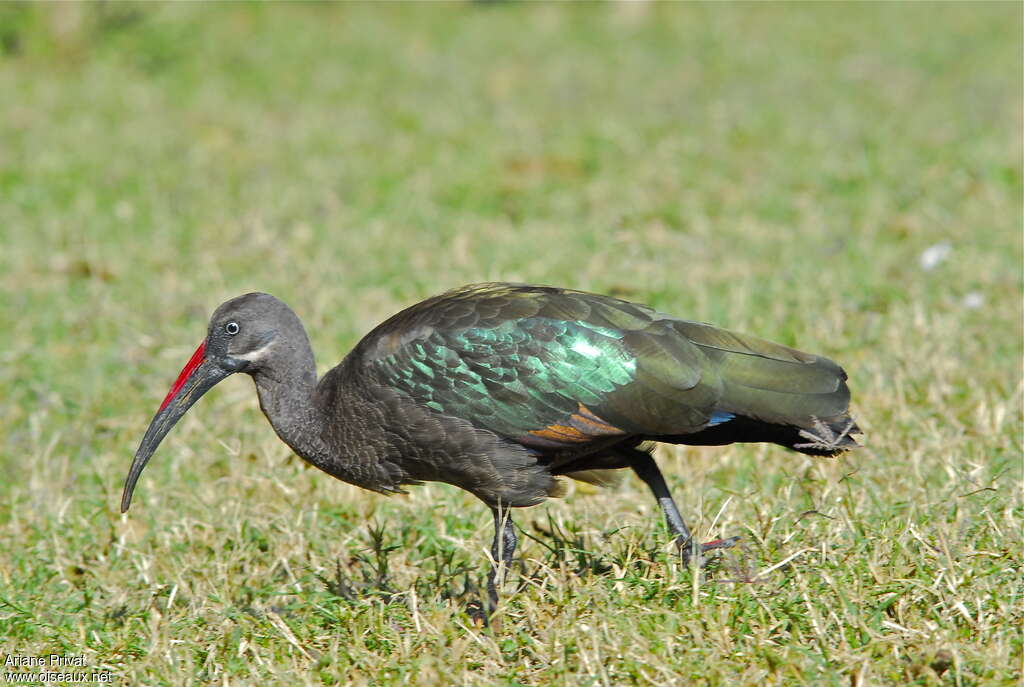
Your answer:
250;344;403;492
250;344;329;465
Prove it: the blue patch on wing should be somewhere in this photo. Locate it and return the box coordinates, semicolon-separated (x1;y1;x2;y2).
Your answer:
708;411;735;427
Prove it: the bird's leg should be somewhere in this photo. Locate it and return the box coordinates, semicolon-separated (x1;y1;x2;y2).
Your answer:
486;503;518;614
626;449;739;566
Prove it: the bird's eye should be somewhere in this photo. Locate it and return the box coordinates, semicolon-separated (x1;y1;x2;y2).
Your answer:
225;322;240;336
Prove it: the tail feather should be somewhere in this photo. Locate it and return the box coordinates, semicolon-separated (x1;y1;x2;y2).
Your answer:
663;322;859;455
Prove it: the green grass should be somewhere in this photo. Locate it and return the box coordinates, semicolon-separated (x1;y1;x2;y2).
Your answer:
0;3;1021;685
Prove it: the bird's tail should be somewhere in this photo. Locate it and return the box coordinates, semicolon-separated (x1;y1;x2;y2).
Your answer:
665;320;861;456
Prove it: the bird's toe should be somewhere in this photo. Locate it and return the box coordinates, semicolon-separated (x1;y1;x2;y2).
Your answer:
676;535;741;568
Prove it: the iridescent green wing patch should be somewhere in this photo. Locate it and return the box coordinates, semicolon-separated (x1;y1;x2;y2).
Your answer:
369;316;641;448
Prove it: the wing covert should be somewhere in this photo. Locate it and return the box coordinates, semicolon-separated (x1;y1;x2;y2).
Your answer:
355;284;725;447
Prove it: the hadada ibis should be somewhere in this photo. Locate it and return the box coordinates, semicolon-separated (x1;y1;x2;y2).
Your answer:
121;283;859;610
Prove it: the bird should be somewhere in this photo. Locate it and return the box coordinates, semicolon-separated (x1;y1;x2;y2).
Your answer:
121;282;858;611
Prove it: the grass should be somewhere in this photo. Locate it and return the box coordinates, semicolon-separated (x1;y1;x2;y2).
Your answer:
0;3;1021;685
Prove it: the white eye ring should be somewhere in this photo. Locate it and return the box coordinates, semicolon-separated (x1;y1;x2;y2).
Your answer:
225;322;240;335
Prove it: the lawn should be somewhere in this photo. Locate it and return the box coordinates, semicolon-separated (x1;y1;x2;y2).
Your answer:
0;3;1021;685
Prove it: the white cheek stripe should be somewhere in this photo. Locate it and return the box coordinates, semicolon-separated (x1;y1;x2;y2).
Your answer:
234;341;275;362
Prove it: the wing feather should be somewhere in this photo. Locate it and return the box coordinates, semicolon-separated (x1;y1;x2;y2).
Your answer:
354;283;851;449
358;284;716;447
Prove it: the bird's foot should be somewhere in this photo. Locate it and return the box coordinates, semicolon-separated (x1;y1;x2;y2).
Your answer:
675;535;740;568
794;416;859;453
466;597;492;627
466;596;504;631
462;573;503;629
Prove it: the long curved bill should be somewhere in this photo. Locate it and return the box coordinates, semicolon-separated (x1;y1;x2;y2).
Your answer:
120;341;230;513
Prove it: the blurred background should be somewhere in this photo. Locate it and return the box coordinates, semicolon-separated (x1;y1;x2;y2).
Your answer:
0;3;1020;684
2;3;1018;413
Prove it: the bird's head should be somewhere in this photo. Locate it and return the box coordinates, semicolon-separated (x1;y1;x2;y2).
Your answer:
119;292;301;513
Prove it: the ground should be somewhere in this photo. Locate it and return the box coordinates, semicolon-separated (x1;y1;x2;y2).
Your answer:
0;4;1021;685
